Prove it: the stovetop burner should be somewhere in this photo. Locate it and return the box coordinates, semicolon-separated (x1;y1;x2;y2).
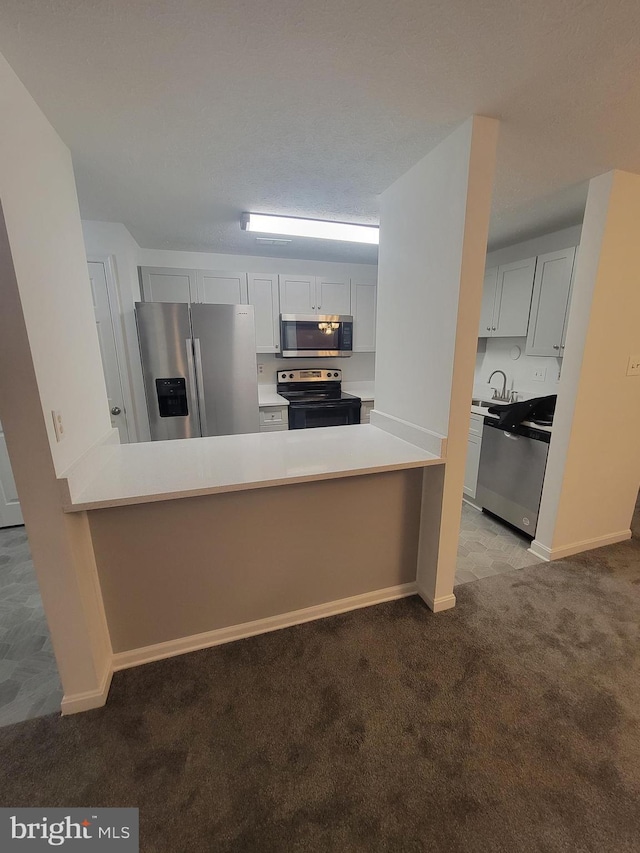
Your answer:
276;368;356;403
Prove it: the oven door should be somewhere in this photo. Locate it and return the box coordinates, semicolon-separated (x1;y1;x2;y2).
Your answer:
288;399;361;430
280;314;353;357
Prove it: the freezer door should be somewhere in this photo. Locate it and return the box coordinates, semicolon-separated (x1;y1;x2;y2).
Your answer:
190;303;260;436
135;302;201;440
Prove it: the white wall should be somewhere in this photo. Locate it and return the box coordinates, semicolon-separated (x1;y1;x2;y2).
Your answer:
138;247;377;279
486;225;582;268
474;337;562;400
0;61;112;473
533;170;640;559
0;50;112;710
375;116;499;608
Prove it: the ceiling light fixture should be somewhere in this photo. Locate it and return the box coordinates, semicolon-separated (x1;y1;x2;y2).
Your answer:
241;213;379;245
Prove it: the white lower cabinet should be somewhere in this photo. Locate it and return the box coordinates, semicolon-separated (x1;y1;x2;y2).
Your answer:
259;405;288;432
360;400;374;424
464;413;484;500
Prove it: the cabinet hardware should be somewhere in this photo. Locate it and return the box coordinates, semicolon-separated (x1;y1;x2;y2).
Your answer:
111;406;121;416
553;344;560;350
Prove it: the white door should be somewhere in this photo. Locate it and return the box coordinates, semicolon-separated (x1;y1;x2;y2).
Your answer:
317;277;351;315
0;420;23;528
89;261;131;443
196;271;248;304
279;275;316;314
248;273;280;353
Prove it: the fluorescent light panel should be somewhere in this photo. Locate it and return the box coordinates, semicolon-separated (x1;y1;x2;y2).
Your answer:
242;213;379;245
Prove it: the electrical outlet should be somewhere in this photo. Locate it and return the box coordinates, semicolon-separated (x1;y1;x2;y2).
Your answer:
51;410;65;442
257;363;264;375
626;355;640;376
532;367;547;382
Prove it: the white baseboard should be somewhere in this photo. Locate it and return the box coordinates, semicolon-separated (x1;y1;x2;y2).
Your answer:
417;586;456;613
113;583;418;671
369;410;446;457
61;666;113;715
529;529;632;562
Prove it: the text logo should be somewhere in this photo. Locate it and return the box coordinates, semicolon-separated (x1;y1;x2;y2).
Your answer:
1;809;138;851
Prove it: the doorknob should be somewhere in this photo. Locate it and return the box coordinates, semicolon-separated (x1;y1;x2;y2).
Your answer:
111;406;122;416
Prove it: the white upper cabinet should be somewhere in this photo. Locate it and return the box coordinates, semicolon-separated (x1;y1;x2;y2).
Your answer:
479;257;536;337
248;273;280;353
279;275;351;315
525;248;576;357
139;267;196;303
479;267;498;335
316;276;351;315
351;280;377;352
560;248;578;349
278;275;316;314
196;270;248;304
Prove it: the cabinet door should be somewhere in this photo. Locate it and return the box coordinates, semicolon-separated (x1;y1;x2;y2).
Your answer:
351;280;377;352
279;275;316;314
139;267;195;303
196;270;248;304
464;433;482;499
479;267;497;336
560;247;578;352
248;273;280;353
493;258;536;337
525;248;576;357
317;276;351;315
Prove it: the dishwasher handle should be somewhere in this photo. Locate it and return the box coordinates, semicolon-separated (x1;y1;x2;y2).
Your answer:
503;432;519;440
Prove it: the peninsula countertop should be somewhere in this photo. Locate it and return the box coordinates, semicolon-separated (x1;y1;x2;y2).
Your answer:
61;424;442;512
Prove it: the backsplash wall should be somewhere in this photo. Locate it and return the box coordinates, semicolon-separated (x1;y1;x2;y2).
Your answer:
474;337;561;401
257;352;375;385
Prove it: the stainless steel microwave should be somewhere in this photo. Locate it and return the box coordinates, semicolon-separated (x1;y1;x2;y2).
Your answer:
279;314;353;358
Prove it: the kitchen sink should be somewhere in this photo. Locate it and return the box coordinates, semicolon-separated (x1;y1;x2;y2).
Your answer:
471;398;493;408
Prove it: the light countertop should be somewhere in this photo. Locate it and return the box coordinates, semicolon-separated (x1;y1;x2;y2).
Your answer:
258;387;289;407
342;381;375;401
62;424;442;512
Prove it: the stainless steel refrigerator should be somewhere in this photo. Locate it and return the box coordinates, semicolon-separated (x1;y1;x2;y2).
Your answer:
135;302;259;440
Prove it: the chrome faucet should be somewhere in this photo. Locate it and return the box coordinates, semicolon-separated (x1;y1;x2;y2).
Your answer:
488;370;511;402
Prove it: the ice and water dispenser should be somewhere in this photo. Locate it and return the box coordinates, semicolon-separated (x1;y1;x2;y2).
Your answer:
155;378;188;418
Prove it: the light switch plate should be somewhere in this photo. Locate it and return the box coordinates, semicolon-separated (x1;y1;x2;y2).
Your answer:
532;367;547;382
626;355;640;376
51;409;65;442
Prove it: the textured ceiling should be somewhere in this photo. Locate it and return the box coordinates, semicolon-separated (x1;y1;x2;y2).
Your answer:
1;0;639;263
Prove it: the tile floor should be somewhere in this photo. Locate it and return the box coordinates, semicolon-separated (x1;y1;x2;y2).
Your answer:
0;526;62;727
455;501;541;585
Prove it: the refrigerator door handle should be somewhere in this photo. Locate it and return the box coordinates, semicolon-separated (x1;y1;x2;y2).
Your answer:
185;339;200;430
193;337;209;436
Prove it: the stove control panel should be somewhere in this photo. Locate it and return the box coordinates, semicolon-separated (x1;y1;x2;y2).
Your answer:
277;369;342;383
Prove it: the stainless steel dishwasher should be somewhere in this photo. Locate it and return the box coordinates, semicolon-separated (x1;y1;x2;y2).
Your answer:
475;419;551;536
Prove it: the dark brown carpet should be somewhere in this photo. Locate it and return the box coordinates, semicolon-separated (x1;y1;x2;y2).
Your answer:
1;526;640;852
